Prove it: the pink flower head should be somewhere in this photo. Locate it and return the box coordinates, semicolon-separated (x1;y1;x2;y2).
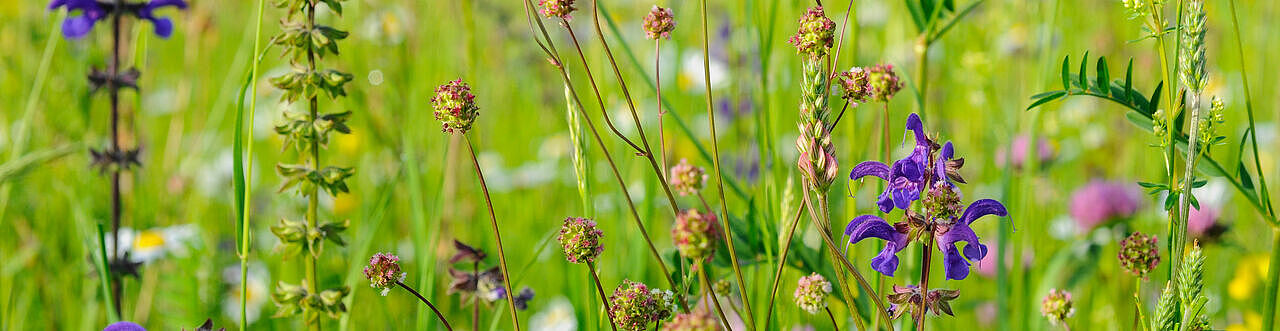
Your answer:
788;6;835;60
669;158;707;196
431;79;480;134
539;0;576;21
1069;180;1142;232
643;6;676;40
558;216;605;264
793;273;832;314
363;252;406;296
996;135;1055;170
672;209;720;262
1187;205;1219;236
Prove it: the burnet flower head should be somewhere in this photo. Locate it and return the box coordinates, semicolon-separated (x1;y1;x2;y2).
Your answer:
836;67;871;105
848;113;1009;280
672;208;720;264
643;6;676;40
669;158;707;196
538;0;576;21
558;217;605;264
363;252;406;296
1040;288;1075;327
793;273;832;314
1118;232;1160;280
609;279;672;331
788;6;835;60
431;79;480;134
865;64;903;103
48;0;188;39
661;307;722;331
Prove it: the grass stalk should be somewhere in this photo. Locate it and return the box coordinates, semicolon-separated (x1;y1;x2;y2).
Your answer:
586;261;619;331
764;206;805;330
463;136;521;330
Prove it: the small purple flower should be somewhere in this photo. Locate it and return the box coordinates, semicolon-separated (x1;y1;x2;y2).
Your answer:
846;198;1007;279
48;0;188;39
851;113;933;213
104;321;147;331
996;135;1055;170
1068;180;1142;231
513;287;535;310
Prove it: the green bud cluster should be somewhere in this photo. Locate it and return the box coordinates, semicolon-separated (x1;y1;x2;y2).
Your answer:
268;0;355;324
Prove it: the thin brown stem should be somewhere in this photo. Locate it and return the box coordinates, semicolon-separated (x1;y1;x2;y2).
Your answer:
764;206;806;330
831;101;851;129
397;281;454;331
826;0;856;81
463;136;521;331
586;261;620;331
562;19;644;154
108;7;124;319
698;0;756;327
826;307;841;331
915;237;933;330
656;40;669;178
522;0;685;311
699;263;731;329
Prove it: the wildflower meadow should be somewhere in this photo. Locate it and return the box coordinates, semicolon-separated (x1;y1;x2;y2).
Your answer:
5;0;1280;330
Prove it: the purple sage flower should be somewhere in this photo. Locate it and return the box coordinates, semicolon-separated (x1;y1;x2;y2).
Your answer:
104;321;147;331
846;113;1008;280
49;0;188;39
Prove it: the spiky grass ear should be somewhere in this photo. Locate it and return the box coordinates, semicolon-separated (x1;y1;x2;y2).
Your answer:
1178;242;1210;330
1151;282;1180;331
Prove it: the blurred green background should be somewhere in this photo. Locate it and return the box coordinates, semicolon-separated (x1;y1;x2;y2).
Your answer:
1;0;1278;330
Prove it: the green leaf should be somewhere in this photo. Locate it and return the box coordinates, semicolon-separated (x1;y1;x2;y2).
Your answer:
905;0;926;33
1096;57;1110;95
1026;91;1066;110
1126;111;1155;132
1239;162;1255;190
1124;58;1134;103
1078;51;1089;90
1060;55;1071;91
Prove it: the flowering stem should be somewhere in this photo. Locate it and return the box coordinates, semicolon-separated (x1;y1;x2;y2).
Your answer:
396;281;453;331
698;0;756;327
698;262;731;329
240;0;267;327
585;261;619;331
1133;278;1148;331
831;100;851;129
915;236;933;331
463;136;521;330
561;19;644;154
472;261;480;331
763;206;806;330
107;7;125;319
1265;230;1280;330
656;40;668;177
826;307;841;331
801;186;895;330
303;3;323;329
521;0;685;310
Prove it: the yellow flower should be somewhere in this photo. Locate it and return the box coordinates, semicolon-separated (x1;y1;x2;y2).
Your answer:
1225;312;1262;331
1229;254;1269;300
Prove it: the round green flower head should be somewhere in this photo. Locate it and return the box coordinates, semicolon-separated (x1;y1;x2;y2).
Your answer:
661;308;723;331
1118;231;1161;279
431;79;480;134
669;158;707;196
866;64;903;103
836;67;871;104
793;272;832;314
672;209;719;262
643;6;676;40
609;279;666;331
539;0;576;21
558;216;605;264
788;6;835;60
1041;288;1075;326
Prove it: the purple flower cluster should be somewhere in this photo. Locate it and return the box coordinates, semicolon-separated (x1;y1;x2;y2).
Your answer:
49;0;188;39
847;113;1008;280
642;6;676;40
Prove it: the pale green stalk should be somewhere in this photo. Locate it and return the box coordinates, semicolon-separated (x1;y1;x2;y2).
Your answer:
239;0;267;328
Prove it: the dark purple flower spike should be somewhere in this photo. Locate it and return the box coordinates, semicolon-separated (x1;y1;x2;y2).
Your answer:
49;0;188;39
